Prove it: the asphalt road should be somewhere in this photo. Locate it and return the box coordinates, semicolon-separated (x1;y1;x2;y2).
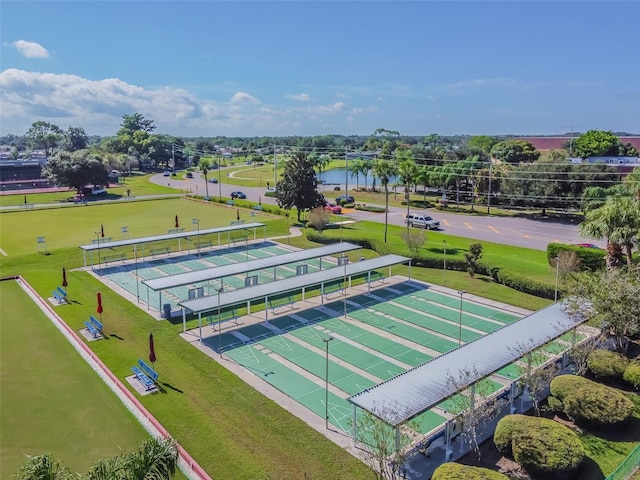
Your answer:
154;171;593;251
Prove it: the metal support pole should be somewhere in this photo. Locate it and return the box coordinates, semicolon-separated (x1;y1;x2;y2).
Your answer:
324;336;334;429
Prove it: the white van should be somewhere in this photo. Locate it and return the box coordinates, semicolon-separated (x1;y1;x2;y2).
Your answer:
405;213;440;230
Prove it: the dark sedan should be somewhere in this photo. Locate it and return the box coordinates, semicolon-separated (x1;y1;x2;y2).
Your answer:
230;191;247;199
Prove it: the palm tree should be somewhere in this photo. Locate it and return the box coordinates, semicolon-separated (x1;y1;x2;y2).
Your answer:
14;453;72;480
15;437;179;480
372;159;398;243
397;155;418;229
199;158;211;198
580;196;638;268
348;158;364;191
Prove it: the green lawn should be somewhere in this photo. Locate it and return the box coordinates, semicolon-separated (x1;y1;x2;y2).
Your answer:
0;280;149;478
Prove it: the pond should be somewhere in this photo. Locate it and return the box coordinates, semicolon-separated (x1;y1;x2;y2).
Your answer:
319;168;398;187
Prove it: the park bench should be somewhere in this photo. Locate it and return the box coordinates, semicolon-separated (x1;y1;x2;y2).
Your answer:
226;200;235;206
83;320;101;339
103;253;126;263
52;286;68;304
323;280;345;299
252;205;263;211
131;366;155;391
137;359;158;382
167;227;184;234
89;315;103;333
20;203;34;210
91;237;113;244
195;240;213;249
52;290;66;304
268;294;295;314
229;220;245;226
207;308;239;326
150;246;170;257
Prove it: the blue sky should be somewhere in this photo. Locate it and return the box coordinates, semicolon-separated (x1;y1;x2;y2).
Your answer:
1;1;638;138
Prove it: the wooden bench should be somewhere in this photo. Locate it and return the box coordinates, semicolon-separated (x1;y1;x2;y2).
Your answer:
150;246;170;257
83;321;101;339
131;366;155;391
103;253;126;263
323;280;345;298
268;294;295;313
89;315;103;333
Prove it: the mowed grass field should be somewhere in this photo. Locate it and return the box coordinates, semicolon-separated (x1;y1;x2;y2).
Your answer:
0;198;374;480
0;280;149;478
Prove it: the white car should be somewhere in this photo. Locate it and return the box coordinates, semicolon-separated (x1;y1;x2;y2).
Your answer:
405;213;440;230
91;188;107;195
265;187;276;193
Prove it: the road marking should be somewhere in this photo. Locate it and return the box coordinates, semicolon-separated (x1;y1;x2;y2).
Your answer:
489;226;500;234
440;219;450;227
464;222;474;230
509;229;531;238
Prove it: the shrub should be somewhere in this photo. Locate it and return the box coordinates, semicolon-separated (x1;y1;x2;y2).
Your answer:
547;242;605;272
494;414;584;476
623;360;640;390
587;349;630;380
550;374;634;426
432;462;509;480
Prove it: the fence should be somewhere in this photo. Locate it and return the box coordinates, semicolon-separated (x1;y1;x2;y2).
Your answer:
605;444;640;480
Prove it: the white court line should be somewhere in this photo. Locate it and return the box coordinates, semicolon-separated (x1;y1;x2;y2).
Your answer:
0;247;7;256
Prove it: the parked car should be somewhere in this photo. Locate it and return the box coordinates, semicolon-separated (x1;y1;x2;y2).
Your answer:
335;194;355;205
405;213;440;230
186;172;193;178
324;203;342;214
573;243;602;249
91;187;107;195
231;191;247;199
208;178;219;183
163;170;171;177
265;187;276;193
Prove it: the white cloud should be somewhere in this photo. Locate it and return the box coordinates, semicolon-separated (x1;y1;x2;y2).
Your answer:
12;40;49;58
0;69;362;136
428;95;436;102
285;93;311;101
230;92;260;105
350;105;378;115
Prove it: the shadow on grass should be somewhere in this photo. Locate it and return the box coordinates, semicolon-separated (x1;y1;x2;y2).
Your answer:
161;382;184;394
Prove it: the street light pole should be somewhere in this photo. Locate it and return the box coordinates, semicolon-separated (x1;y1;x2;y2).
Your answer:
554;256;560;302
192;218;200;258
458;290;465;346
95;232;101;267
323;336;334;429
134;245;139;302
443;240;447;287
217;287;224;357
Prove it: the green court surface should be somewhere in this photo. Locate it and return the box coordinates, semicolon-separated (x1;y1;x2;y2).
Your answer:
201;282;531;437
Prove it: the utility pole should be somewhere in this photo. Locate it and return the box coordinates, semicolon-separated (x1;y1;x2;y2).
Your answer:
487;162;493;215
560;125;587;157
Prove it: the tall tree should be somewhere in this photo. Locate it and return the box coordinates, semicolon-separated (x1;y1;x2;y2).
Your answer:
25;121;63;159
372;159;398;242
490;140;540;164
275;152;324;221
63;126;89;152
396;151;418;227
199;158;211;198
42;150;109;191
573;130;623;158
467;135;497;154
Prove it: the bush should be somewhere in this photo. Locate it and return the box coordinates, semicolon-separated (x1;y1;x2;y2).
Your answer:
550;374;634;426
354;204;386;213
623;360;640;390
494;414;584;476
587;349;630;380
547;243;605;272
432;462;509;479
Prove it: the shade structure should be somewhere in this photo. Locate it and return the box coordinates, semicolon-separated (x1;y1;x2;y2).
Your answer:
175;215;179;228
101;224;105;238
96;292;103;314
149;333;156;365
62;267;68;287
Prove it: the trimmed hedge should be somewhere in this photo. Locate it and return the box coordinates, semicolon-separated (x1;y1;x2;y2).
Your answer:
547;242;605;272
549;374;634;426
432;462;509;480
494;414;584;476
623;360;640;390
587;349;630;380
